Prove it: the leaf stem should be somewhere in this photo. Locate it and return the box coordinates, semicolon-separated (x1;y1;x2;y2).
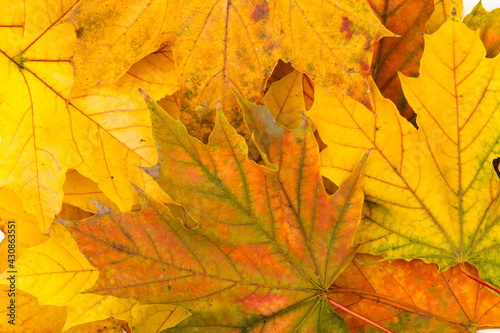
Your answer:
459;263;500;294
327;298;395;333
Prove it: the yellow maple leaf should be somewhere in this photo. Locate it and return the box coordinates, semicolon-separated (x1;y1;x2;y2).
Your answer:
66;0;180;93
171;0;391;142
264;69;308;130
0;0;181;231
308;20;500;287
0;286;66;333
427;0;463;33
0;189;48;273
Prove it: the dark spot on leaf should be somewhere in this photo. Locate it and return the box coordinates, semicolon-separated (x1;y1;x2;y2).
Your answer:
76;28;84;39
251;3;269;23
493;157;500;179
340;16;353;40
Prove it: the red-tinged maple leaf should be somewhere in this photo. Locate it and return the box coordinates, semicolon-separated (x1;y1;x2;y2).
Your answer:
330;254;500;332
59;92;369;332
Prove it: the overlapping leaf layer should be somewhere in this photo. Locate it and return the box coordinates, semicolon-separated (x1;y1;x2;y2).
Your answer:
1;0;500;332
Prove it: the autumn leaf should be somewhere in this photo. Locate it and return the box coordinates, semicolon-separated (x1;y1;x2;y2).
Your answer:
0;189;48;273
464;1;500;58
0;0;174;231
0;222;189;331
264;68;311;130
427;0;463;33
66;0;180;93
0;286;67;333
308;20;500;287
163;0;389;142
367;0;433;122
330;254;500;332
58;93;369;331
65;318;130;333
0;223;99;306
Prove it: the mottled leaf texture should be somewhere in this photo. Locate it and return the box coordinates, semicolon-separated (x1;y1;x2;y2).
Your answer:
0;0;163;231
60;94;368;332
464;1;500;58
330;254;500;332
169;0;390;142
368;0;433;122
67;0;179;92
309;21;500;287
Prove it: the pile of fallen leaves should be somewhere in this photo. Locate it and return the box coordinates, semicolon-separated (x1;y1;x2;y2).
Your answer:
1;0;500;332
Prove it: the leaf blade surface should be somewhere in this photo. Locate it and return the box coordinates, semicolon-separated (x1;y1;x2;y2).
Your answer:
61;95;368;331
309;20;500;286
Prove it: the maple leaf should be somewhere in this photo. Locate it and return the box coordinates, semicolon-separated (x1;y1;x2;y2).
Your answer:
464;1;500;58
66;0;180;92
308;20;500;287
0;223;190;332
0;285;67;333
330;254;500;332
65;318;130;333
0;0;179;231
163;0;389;142
427;0;463;33
58;93;368;331
264;67;312;130
367;0;433;122
0;189;48;273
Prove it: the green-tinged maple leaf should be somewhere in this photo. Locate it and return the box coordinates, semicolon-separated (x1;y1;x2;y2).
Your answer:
58;93;368;331
367;0;433;122
330;254;500;332
308;20;500;287
464;1;500;58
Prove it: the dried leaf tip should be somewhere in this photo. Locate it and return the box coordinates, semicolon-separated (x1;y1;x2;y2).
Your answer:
91;199;112;215
299;112;309;129
139;88;153;103
451;7;458;20
137;164;161;180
